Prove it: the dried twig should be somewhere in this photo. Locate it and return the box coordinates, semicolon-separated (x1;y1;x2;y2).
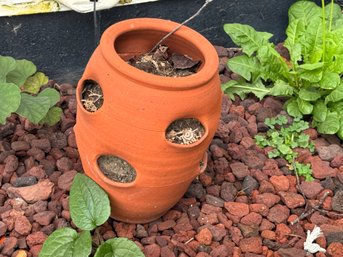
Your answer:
149;0;214;53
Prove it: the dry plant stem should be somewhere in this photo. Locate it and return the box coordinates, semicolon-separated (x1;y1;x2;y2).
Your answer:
149;0;213;53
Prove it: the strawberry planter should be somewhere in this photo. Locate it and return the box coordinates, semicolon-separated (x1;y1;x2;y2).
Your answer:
74;18;222;223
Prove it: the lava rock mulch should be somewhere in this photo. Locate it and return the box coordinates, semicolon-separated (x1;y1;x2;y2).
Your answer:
0;47;343;257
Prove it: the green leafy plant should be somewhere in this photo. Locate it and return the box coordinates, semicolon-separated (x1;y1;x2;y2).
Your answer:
0;56;62;126
39;174;144;257
255;115;315;181
222;0;343;139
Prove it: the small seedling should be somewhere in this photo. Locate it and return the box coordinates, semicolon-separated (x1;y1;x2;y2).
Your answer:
255;115;315;181
39;173;144;257
0;55;62;126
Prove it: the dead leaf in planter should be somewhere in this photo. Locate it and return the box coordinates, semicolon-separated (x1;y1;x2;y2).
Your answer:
171;53;200;69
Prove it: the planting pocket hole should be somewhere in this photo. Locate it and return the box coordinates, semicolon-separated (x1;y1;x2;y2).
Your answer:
166;118;205;145
97;155;136;183
81;80;104;112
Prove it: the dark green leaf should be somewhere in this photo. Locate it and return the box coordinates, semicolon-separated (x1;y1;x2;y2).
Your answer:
16;93;50;124
288;1;321;25
313;100;327;122
297;98;313;114
39;228;92;257
222;79;269;100
227;55;259;81
325;84;343;104
94;238;145;257
223;23;273;56
299;69;323;83
22;72;49;94
269;80;294;96
39;88;60;108
298;88;322;101
0;56;16;82
286;98;302;117
70;173;110;231
6;59;36;86
337;119;343;140
316;112;340;134
319;72;340;90
0;83;21;124
39;107;62;126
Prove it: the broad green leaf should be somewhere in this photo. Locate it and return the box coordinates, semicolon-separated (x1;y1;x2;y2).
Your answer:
284;19;305;63
221;80;269;100
22;72;49;94
337;119;343;140
319;72;340;90
288;1;321;25
325;84;343;104
286;98;302;117
70;173;110;231
313;100;327;122
0;56;16;82
94;238;144;257
6;59;36;86
301;17;323;63
0;83;21;124
325;3;342;24
278;144;292;155
39;88;60;107
269;80;294;96
327;54;343;74
39;228;91;257
39;107;62;126
227;55;259;81
316;111;340;134
16;93;51;124
223;23;273;56
298;62;324;70
298;88;322;101
297;98;313;114
329;101;343;113
299;69;323;83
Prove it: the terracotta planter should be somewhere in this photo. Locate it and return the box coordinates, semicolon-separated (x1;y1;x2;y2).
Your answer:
75;18;222;223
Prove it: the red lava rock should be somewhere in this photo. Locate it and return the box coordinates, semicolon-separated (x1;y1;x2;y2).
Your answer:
309;212;329;225
7;179;54;203
4;155;18;173
198;212;218;225
56;157;73;172
26;231;47;247
275;247;306;257
14;215;32;235
57;170;77;191
269;175;289;192
224;202;249;218
254;193;281;208
259;180;275;194
275;223;291;242
317;145;343;162
11;141;30;151
161;246;176;257
331;155;343;168
158;220;176;231
332;190;343;213
229;226;243;245
27;147;45;161
230;162;250;180
261;230;276;240
249;204;269;216
31;138;51;153
0;221;7;236
300;181;324;199
267;204;290;224
27;166;46;179
239;237;262;254
327;242;343;257
33;211;56;226
1;209;24;231
303;128;318;140
240;212;263;226
310;156;337;179
114;223;136;239
143;243;161;257
195;228;213;245
1;236;18;256
279;192;305;208
30;244;43;257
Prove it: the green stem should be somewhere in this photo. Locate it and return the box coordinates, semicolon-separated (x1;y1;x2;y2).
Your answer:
321;0;326;62
329;0;334;32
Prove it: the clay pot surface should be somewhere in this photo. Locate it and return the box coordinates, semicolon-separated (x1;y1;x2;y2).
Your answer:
75;18;222;223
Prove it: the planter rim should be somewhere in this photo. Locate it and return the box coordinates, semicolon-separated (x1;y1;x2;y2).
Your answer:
100;17;218;90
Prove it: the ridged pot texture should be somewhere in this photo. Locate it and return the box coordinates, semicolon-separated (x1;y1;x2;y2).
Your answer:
75;18;222;223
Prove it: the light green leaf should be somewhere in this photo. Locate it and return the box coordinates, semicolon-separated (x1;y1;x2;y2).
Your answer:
327;55;343;74
299;69;323;83
301;17;323;63
298;88;322;101
227;55;259;81
325;3;342;23
286;98;302;117
0;56;16;82
0;83;21;124
22;72;49;94
316;112;340;134
337;119;343;140
6;59;36;86
39;88;60;108
16;93;51;124
70;173;110;231
288;1;321;25
39;228;92;257
269;80;294;96
223;23;273;56
94;238;144;257
298;62;324;70
222;79;269;101
313;100;327;122
297;98;313;114
325;84;343;104
284;19;305;63
319;72;340;90
39;107;62;126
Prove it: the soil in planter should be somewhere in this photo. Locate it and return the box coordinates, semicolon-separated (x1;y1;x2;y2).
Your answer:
166;118;205;145
97;155;136;183
81;80;104;112
129;45;201;77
